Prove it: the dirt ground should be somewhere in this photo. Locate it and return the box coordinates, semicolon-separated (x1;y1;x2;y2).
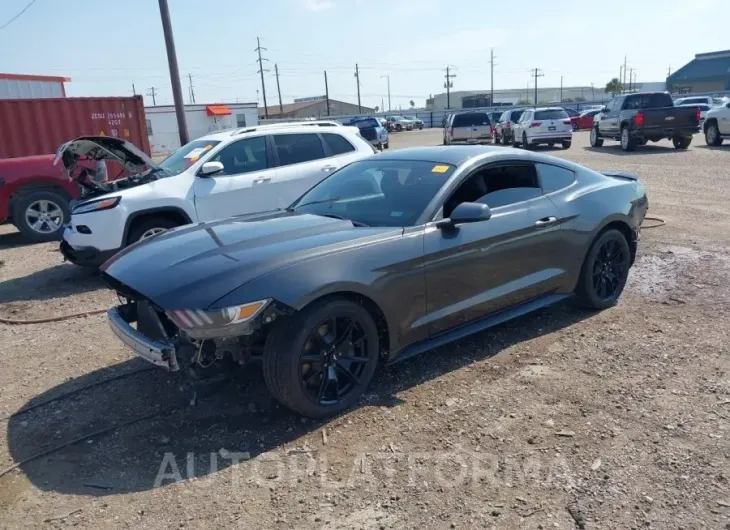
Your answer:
1;130;729;529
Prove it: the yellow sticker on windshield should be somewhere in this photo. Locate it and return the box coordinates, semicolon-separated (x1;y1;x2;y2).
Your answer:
431;165;449;173
203;145;213;151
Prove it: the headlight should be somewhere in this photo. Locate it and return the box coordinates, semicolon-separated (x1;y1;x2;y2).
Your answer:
72;196;121;215
166;299;271;339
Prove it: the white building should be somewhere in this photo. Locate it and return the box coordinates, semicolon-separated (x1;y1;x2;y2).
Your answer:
145;102;258;155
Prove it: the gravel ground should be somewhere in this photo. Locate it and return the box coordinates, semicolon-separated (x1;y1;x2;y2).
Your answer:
1;130;729;529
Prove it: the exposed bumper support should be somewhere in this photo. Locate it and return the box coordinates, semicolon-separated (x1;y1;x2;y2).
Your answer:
107;306;179;371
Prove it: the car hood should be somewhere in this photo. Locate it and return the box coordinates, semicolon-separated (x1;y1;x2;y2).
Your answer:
101;211;402;310
54;136;158;175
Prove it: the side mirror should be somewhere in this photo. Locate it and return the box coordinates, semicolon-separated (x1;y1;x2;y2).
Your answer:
437;202;491;228
198;161;224;177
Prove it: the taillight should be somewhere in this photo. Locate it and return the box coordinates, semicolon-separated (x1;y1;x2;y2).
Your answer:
696;107;701;123
489;125;494;134
505;122;511;128
530;122;541;128
562;119;571;124
634;112;644;127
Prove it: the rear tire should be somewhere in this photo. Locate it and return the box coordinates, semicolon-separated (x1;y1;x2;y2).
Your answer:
562;140;572;149
705;122;723;146
620;126;636;151
262;298;380;418
127;216;180;245
13;190;70;243
589;126;604;147
383;141;389;149
502;133;510;145
548;142;555;147
672;136;692;149
574;229;631;310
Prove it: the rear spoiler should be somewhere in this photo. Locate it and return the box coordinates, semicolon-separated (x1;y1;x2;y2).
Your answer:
602;171;638;181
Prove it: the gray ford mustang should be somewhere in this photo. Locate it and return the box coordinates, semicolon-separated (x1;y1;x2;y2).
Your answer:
101;146;648;418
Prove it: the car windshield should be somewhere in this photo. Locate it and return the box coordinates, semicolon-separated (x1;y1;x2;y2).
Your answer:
159;139;222;176
291;159;456;227
535;109;568;120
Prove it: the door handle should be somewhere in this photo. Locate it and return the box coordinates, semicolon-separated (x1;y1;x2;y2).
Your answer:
534;216;558;227
252;177;271;184
322;165;337;172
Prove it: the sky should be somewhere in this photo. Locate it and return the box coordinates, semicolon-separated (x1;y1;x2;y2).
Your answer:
1;0;728;111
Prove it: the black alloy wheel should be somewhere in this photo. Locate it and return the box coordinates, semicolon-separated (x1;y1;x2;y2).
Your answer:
299;315;370;406
575;229;631;309
263;298;380;418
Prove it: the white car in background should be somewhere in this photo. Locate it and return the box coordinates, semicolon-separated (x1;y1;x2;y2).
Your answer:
59;125;375;267
704;99;730;146
677;103;711;129
512;107;573;149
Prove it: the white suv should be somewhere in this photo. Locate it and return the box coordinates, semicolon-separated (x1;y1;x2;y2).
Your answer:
59;125;375;266
512;107;572;149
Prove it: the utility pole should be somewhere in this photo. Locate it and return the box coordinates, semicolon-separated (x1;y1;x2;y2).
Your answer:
354;64;362;113
188;73;196;104
255;37;270;118
591;82;595;100
560;76;563;102
489;49;496;106
444;66;456;109
274;64;284;116
157;0;189;145
380;75;391;111
324;70;330;116
667;66;671;77
132;83;136;96
531;68;544;107
147;86;158;106
623;55;627;92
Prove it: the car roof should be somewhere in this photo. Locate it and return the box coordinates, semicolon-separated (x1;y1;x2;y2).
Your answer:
532;107;565;112
198;124;357;142
374;146;509;166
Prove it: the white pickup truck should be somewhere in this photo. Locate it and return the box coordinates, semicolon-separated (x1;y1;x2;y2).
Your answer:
703;99;730;146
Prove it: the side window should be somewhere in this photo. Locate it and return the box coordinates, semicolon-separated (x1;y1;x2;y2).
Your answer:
273;133;326;166
322;133;355;155
614;97;626;111
443;164;540;217
537;163;575;194
236;114;247;127
209;136;268;176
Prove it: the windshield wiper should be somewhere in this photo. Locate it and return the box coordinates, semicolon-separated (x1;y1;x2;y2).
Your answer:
319;213;369;227
293;197;342;209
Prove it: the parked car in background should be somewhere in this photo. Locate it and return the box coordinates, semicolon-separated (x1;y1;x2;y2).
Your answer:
387;116;414;131
513;108;573;149
488;111;503;125
493;108;525;145
441;114;452;129
404;116;424;130
673;95;727;107
703;99;730;146
443;111;493;145
349;116;389;150
563;108;580;118
60;126;376;267
102;145;648;418
590;92;700;151
570;109;602;131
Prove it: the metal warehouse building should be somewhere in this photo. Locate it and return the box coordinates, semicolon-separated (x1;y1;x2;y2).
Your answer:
145;102;259;155
0;73;70;99
667;50;730;94
259;96;374;120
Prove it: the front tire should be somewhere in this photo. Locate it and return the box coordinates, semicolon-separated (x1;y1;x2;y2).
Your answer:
574;229;631;310
263;298;380;418
589;126;604;147
705;122;723;146
13;190;70;243
127;216;180;245
672;136;692;149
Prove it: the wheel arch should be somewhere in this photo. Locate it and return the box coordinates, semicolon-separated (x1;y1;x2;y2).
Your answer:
594;218;637;265
122;207;193;245
703;117;718;133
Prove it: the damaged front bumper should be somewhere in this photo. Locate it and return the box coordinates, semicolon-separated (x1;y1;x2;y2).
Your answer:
108;305;179;371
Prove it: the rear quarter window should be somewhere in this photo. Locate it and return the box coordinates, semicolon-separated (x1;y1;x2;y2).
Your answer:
537;163;575;194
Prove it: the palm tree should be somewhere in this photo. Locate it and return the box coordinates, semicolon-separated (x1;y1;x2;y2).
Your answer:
605;78;623;96
374;105;379;113
409;100;415;108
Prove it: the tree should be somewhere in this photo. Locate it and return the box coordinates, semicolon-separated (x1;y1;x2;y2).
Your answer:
374;105;379;112
409;100;415;108
562;97;574;103
574;96;586;102
605;78;623;96
517;98;531;105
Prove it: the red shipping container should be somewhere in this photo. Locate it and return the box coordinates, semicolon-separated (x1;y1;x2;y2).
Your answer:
0;95;150;159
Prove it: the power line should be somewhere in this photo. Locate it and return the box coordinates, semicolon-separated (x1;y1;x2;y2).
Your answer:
531;68;544;106
0;0;38;31
255;37;270;117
